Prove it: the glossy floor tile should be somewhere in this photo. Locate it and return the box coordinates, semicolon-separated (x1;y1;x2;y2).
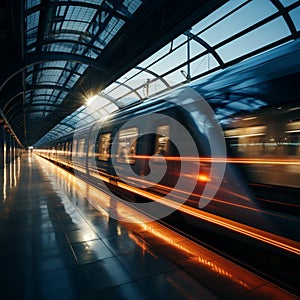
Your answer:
0;154;297;300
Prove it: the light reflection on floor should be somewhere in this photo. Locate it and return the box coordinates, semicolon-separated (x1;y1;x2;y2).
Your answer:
33;154;298;299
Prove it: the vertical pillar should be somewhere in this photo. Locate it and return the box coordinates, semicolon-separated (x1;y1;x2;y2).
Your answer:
5;132;11;164
0;123;4;169
16;144;19;158
11;138;15;162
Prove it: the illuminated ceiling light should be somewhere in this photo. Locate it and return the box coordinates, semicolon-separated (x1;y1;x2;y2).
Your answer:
86;95;98;106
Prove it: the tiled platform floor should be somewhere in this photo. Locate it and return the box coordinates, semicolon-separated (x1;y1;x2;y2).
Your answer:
0;154;297;300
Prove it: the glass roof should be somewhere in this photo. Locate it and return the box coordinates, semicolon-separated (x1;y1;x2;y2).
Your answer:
25;0;142;126
34;0;300;146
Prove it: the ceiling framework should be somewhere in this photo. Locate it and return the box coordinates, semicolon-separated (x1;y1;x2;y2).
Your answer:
1;0;300;148
0;0;226;147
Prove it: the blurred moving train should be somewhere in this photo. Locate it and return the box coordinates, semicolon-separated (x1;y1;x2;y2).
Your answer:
224;104;300;188
34;86;300;240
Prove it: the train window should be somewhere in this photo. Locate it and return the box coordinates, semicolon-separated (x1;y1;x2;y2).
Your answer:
224;126;266;157
285;133;300;156
89;144;95;158
154;125;170;156
61;143;65;155
98;133;111;161
286;121;300;156
73;140;77;156
65;142;69;156
68;141;73;158
117;127;138;164
78;139;85;157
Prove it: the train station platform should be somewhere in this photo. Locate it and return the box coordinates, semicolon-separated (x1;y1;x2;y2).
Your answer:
0;153;297;300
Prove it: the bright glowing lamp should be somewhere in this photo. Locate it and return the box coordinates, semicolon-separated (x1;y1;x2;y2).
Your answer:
86;95;98;106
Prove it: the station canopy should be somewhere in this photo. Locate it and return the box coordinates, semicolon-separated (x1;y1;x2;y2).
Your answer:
1;0;300;147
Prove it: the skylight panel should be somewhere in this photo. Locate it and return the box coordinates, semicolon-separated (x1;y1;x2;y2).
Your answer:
280;0;299;7
61;20;90;32
216;17;291;62
25;91;32;99
46;42;82;53
199;0;277;47
123;0;142;14
139;43;172;68
53;97;64;105
36;69;63;85
56;5;67;17
26;74;33;85
33;89;53;96
97;17;125;46
76;64;88;74
26;11;39;49
289;6;300;31
64;0;104;4
190;54;219;78
105;103;118;113
30;112;44;118
40;61;67;69
65;6;96;22
163;69;187;85
191;0;249;35
27;34;37;46
116;96;139;107
149;45;187;76
107;84;132;99
26;11;40;31
119;68;141;83
26;0;41;10
64;74;81;88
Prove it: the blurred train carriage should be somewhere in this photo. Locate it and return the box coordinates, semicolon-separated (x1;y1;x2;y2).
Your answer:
224;105;300;188
34;85;300;238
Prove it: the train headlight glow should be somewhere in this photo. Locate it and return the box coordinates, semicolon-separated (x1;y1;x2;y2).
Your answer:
198;174;211;182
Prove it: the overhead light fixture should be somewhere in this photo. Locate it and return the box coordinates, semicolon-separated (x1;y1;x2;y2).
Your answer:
86;95;98;106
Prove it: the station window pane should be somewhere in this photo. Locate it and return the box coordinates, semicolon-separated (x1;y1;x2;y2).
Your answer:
150;45;187;76
190;39;206;59
216;17;290;63
289;6;300;31
163;69;187;85
139;43;171;68
190;54;219;78
279;0;299;7
191;0;247;35
200;0;277;47
147;78;169;96
26;0;41;10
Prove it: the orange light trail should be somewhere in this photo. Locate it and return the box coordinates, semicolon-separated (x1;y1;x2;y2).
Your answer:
37;151;300;165
130;155;300;165
117;181;300;256
35;152;300;256
177;205;300;256
126;174;253;205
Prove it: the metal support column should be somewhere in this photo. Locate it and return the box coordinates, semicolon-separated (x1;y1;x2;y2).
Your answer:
5;132;11;164
11;138;15;162
0;124;4;169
